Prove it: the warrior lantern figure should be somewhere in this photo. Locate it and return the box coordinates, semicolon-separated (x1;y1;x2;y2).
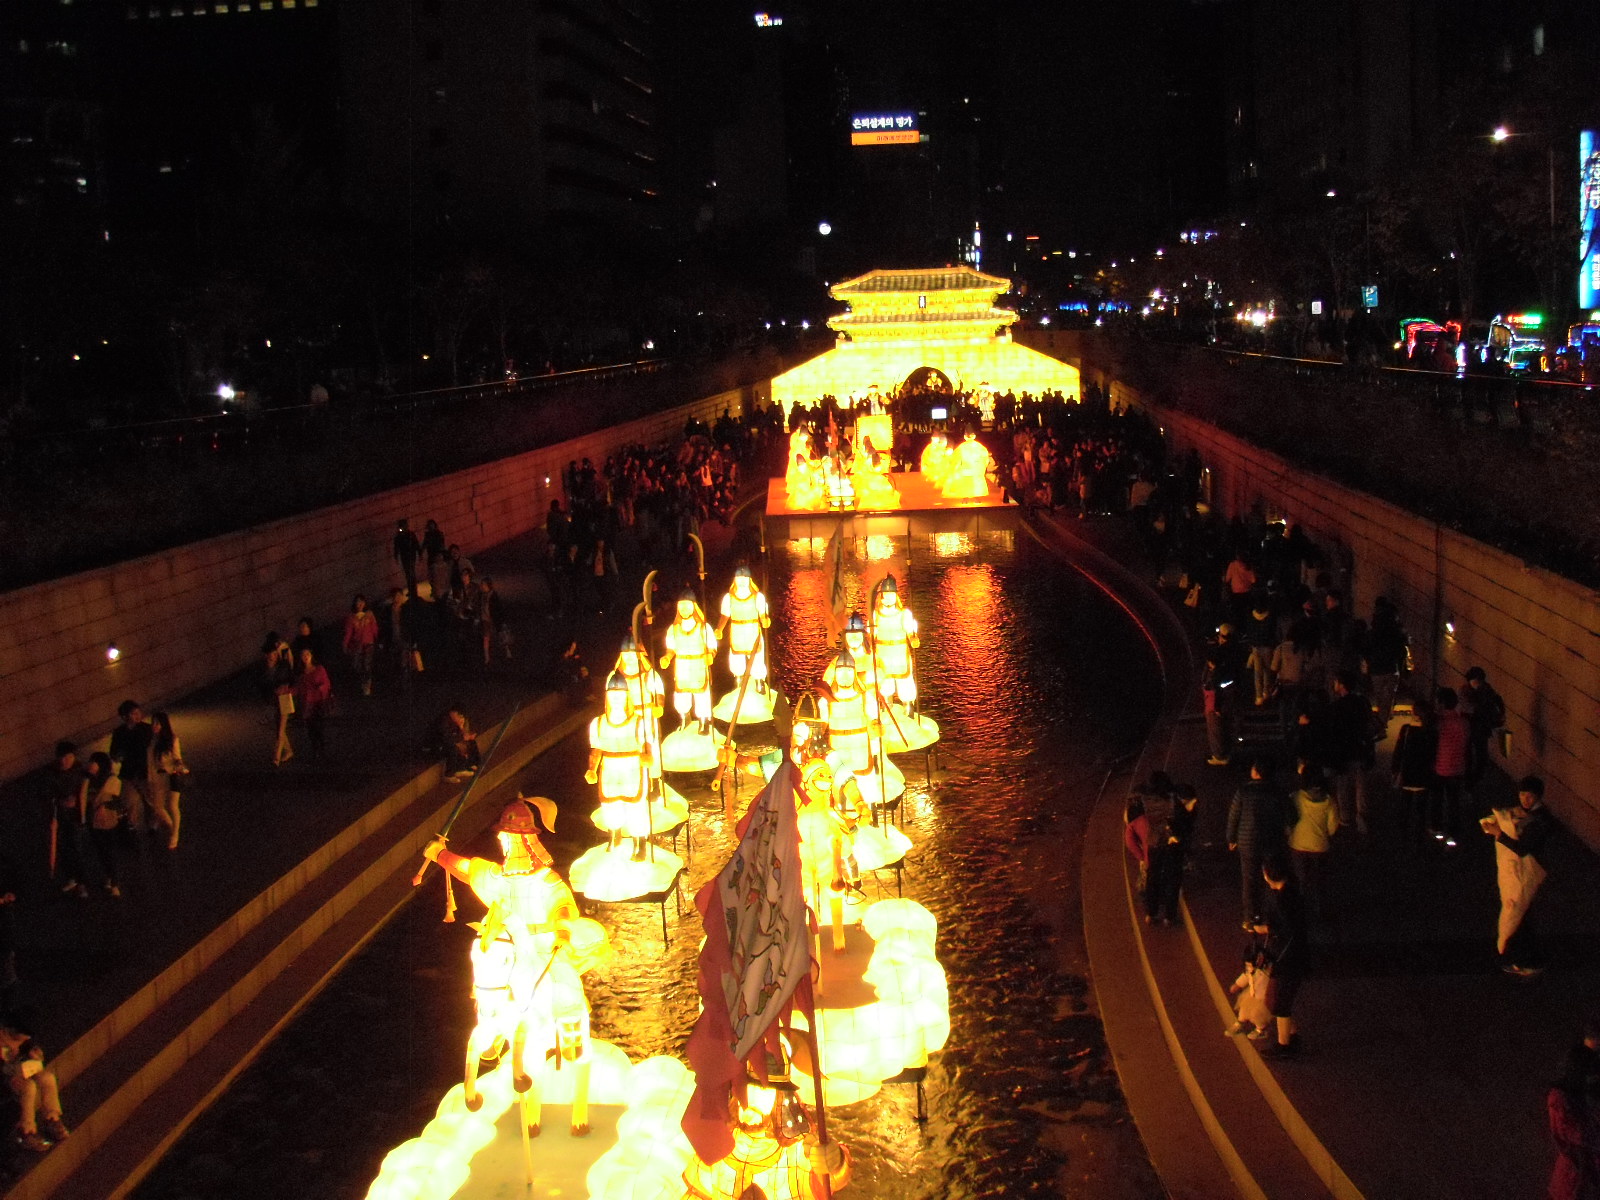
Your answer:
818;648;880;773
869;575;920;715
587;672;655;858
424;797;611;1134
660;589;718;735
717;566;771;694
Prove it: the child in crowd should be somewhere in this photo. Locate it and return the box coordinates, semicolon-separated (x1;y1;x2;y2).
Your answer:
1227;944;1274;1040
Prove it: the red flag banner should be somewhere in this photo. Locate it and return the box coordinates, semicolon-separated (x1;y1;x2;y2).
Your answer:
682;761;814;1163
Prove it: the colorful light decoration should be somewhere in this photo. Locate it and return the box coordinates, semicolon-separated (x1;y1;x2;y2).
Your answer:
938;430;997;500
570;674;687;902
712;568;777;725
659;590;724;773
370;502;969;1200
769;267;1080;414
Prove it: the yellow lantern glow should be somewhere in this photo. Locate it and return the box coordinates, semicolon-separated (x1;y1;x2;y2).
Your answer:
770;267;1079;414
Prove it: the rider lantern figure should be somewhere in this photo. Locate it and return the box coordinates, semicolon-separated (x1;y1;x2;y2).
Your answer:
423;797;611;1134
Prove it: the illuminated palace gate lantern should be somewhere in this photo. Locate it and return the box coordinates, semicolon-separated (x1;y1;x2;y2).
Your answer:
768;266;1080;414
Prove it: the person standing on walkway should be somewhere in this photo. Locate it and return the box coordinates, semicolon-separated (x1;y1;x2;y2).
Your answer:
1270;618;1324;736
1484;775;1555;975
145;712;185;849
107;701;154;834
1254;856;1308;1057
1227;756;1289;926
42;743;87;899
421;519;447;596
1287;761;1339;917
392;519;421;593
293;649;334;760
1432;687;1470;846
1147;783;1199;926
1391;699;1438;843
263;633;296;765
1319;670;1374;834
342;595;379;697
81;753;123;897
1460;666;1506;799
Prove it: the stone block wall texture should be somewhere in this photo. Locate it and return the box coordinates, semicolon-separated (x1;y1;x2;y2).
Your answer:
1118;388;1600;849
0;385;756;785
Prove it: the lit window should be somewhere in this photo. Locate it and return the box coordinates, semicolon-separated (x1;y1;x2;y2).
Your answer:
282;0;295;8
215;2;229;10
304;0;317;7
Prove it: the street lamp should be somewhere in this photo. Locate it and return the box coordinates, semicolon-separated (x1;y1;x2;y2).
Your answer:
818;221;832;237
1492;125;1511;143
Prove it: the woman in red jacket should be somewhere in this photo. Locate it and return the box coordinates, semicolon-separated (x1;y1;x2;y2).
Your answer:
294;648;334;760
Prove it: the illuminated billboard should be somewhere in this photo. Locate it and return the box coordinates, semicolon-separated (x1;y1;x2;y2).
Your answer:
1581;131;1600;309
851;113;919;147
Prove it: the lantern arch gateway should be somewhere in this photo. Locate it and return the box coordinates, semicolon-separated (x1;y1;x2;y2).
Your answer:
770;267;1080;413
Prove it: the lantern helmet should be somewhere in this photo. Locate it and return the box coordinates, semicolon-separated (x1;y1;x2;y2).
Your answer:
605;670;629;693
846;612;867;633
879;574;898;596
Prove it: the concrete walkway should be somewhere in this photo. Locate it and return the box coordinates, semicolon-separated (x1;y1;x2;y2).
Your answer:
1057;511;1594;1200
0;501;748;1192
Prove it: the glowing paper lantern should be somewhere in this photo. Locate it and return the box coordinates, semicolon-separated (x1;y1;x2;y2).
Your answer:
769;267;1080;415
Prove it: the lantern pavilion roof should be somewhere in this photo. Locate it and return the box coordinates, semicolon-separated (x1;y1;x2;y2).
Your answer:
829;267;1012;299
826;267;1017;341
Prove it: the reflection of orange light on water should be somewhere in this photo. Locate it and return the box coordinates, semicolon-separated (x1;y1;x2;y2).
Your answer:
864;535;897;562
778;569;836;694
931;532;974;559
936;564;1023;729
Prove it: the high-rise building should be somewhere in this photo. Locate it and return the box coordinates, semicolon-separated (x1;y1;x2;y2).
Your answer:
339;0;663;241
0;0;113;228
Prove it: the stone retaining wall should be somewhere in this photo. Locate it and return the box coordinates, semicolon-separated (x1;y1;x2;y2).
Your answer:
0;385;757;784
1107;383;1600;848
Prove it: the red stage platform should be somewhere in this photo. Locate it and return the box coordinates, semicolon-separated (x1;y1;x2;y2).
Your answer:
763;473;1018;540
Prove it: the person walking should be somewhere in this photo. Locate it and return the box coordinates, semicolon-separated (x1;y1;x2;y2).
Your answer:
1270;619;1324;736
1241;596;1278;707
1254;856;1309;1057
1221;550;1257;625
1432;687;1470;846
1483;775;1555;975
1227;756;1289;927
1364;596;1409;727
145;712;186;849
1147;783;1199;926
293;648;334;760
343;595;379;697
1204;624;1248;767
1287;761;1339;917
107;701;154;834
